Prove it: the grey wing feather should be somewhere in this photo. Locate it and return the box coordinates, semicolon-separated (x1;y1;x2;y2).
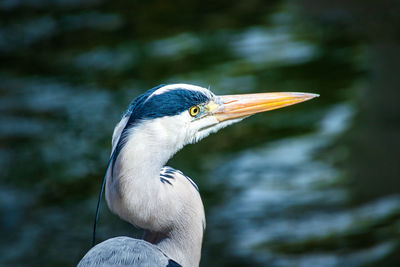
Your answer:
78;237;181;267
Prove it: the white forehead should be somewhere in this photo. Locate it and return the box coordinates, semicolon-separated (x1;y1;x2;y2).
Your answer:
148;83;214;99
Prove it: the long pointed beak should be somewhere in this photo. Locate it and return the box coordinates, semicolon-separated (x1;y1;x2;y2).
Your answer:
213;92;319;122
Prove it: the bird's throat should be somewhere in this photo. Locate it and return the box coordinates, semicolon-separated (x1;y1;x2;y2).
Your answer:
105;124;204;267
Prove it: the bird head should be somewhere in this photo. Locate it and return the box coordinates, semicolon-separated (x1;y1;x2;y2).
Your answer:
111;84;318;161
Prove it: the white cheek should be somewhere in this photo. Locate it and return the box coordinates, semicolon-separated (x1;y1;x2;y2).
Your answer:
187;116;218;144
155;113;192;150
188;116;245;144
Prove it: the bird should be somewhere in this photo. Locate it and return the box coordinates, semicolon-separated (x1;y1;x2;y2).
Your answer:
78;84;318;267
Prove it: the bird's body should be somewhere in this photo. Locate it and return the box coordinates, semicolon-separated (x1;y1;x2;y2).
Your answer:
78;84;318;266
78;237;182;266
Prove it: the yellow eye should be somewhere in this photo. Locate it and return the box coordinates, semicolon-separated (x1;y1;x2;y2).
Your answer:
189;106;200;117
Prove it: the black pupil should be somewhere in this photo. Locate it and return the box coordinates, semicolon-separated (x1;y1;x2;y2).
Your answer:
193;107;198;113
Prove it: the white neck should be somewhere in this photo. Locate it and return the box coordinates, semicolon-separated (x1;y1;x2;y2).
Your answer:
105;117;205;267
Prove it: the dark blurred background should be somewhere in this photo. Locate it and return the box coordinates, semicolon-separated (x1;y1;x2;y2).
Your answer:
1;0;400;266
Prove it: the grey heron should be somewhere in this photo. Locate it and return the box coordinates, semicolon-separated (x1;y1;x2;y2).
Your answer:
78;84;318;267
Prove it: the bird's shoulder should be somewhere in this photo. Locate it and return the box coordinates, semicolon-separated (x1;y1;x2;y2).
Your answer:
78;236;181;267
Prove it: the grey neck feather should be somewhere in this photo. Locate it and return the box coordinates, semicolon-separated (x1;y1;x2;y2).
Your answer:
105;119;205;267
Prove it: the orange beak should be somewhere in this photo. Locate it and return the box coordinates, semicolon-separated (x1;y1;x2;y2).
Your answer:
212;92;319;122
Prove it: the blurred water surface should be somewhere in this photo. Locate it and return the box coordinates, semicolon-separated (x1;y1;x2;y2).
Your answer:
1;1;399;266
